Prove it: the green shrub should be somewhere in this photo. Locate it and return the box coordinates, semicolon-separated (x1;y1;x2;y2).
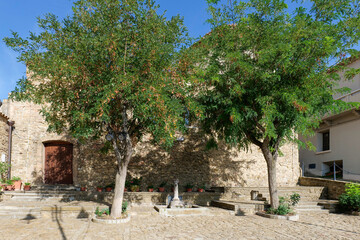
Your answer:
122;201;128;213
339;183;360;212
11;176;21;181
266;193;300;215
0;162;10;181
290;193;301;206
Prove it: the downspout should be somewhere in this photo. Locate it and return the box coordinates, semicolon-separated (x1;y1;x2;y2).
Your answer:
7;121;15;180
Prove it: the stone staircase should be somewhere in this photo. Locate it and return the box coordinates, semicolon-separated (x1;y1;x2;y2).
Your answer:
212;186;330;215
0;186;107;219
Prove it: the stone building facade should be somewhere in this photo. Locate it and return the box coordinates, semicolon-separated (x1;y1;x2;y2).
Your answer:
0;98;300;189
0;111;9;167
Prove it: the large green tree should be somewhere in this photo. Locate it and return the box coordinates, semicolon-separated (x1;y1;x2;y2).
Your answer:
4;0;200;217
195;0;360;209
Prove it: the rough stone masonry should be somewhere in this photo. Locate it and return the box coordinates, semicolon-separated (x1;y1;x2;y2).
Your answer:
0;96;300;189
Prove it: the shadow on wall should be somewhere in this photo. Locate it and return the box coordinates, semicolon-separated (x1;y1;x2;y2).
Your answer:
75;129;258;189
129;129;256;189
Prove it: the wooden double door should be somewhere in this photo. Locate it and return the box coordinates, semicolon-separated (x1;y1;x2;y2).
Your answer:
44;142;73;184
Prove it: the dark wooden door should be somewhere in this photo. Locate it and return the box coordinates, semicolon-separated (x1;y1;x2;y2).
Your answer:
44;142;73;184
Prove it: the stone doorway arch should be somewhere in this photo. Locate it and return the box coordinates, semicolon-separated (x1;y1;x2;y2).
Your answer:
44;141;73;184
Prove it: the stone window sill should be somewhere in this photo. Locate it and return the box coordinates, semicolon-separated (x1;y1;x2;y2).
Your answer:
315;150;331;155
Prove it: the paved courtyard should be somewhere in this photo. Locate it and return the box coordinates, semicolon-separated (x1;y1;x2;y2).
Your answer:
0;207;359;240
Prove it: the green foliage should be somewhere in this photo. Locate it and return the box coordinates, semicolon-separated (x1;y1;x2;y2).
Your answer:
194;0;360;209
0;162;10;181
266;193;300;215
185;183;194;189
24;182;31;186
290;193;301;206
6;179;14;185
194;0;360;152
11;176;21;181
122;201;128;213
95;207;110;217
339;183;360;212
130;177;142;186
4;0;202;149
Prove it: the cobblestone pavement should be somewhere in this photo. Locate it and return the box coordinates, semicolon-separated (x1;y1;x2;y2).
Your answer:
0;207;359;240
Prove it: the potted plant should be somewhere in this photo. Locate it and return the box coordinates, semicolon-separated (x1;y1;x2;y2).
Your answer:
147;184;154;192
80;186;86;191
185;183;193;192
11;176;22;190
5;179;14;191
130;185;139;192
96;186;103;192
197;184;206;193
158;182;166;192
24;182;31;191
105;183;114;192
124;180;130;192
130;177;141;192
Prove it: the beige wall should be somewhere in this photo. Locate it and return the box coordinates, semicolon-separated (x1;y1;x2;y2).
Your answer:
300;58;360;182
1;99;300;188
300;115;360;182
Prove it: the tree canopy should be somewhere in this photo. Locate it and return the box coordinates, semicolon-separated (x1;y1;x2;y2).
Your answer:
195;0;360;208
4;0;201;217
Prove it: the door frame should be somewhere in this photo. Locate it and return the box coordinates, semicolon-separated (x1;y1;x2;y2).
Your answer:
43;141;74;185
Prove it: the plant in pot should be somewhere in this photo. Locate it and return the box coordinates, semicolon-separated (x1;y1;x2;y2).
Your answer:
185;183;193;192
24;182;31;191
147;184;154;192
105;183;114;192
96;186;103;192
80;186;86;191
197;184;206;193
5;179;14;191
11;176;22;191
158;182;166;192
124;180;130;192
130;177;141;192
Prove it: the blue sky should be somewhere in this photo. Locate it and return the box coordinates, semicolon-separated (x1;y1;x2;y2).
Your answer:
0;0;213;100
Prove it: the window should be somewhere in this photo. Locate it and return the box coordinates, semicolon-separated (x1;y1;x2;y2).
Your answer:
309;164;316;169
317;130;330;152
322;131;330;151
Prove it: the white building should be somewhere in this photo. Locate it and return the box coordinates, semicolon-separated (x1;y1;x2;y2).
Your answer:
299;58;360;182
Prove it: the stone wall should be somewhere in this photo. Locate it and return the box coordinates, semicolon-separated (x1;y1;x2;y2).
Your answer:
0;113;9;170
299;176;358;199
1;98;300;189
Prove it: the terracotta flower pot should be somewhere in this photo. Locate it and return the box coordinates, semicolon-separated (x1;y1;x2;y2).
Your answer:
148;188;154;192
96;187;103;192
198;188;204;193
105;187;112;192
158;187;165;192
80;187;86;191
24;185;31;191
124;187;128;192
13;180;22;191
6;185;14;191
186;188;192;192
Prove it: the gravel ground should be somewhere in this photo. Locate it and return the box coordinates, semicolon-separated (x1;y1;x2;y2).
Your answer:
0;207;359;240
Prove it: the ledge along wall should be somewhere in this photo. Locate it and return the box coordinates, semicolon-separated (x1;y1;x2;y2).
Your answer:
0;98;300;189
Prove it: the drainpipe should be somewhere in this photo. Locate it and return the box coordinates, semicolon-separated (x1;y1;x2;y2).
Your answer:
7;121;15;180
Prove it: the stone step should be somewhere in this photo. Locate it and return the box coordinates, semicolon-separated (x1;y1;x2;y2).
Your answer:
211;200;267;216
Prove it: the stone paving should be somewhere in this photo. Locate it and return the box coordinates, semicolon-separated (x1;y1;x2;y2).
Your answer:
0;207;359;240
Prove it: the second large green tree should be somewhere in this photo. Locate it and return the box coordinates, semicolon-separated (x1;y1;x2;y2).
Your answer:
196;0;360;209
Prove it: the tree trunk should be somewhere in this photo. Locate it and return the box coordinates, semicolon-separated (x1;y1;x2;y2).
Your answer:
110;137;133;218
110;158;129;218
261;145;279;209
